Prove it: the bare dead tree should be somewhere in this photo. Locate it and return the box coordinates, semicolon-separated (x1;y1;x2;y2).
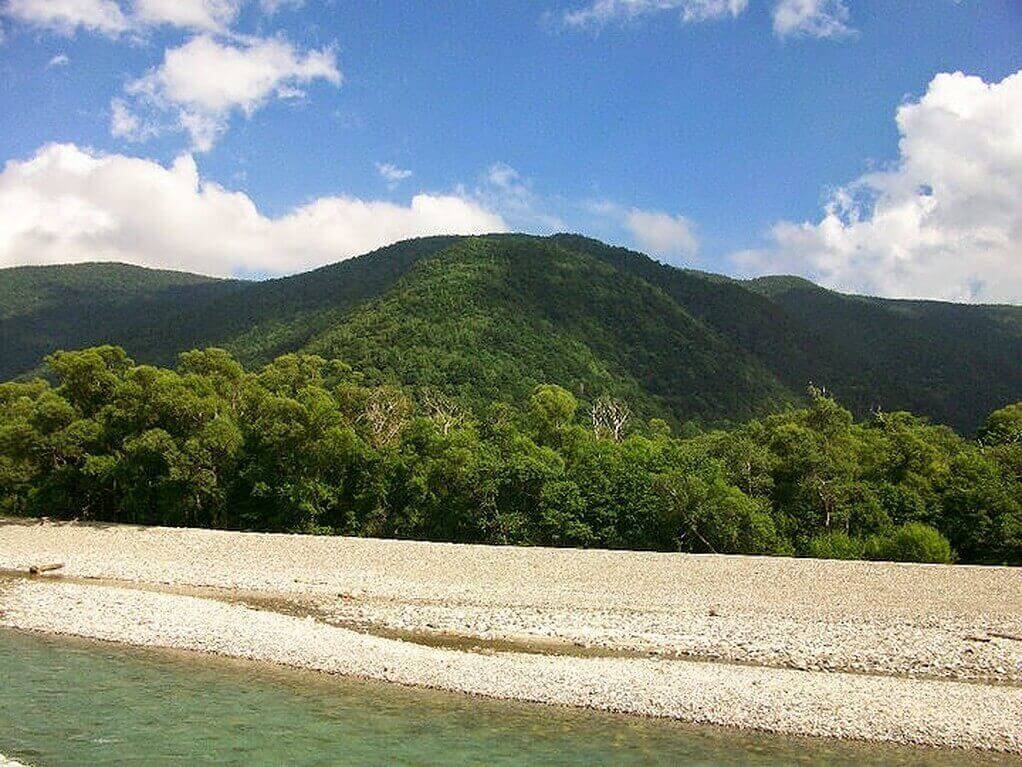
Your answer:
358;387;412;447
590;395;630;441
870;403;886;426
420;389;468;436
807;382;831;400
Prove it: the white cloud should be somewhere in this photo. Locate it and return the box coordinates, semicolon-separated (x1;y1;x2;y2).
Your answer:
772;0;854;39
46;52;68;66
563;0;747;28
2;0;128;36
0;143;508;276
734;70;1022;303
625;209;699;259
376;162;412;185
486;162;521;189
260;0;302;13
109;97;159;142
121;35;340;151
109;98;139;138
475;163;567;232
587;200;699;261
132;0;240;32
4;0;251;35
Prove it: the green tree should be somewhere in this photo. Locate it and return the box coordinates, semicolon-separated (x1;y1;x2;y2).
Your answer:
979;403;1022;446
864;523;953;564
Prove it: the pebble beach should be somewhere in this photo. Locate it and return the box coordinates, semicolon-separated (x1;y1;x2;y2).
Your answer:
2;518;1021;754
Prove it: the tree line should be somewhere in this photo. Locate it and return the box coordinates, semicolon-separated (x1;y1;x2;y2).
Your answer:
1;346;1020;564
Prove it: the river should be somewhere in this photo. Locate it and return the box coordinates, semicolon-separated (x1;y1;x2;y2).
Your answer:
0;629;1015;766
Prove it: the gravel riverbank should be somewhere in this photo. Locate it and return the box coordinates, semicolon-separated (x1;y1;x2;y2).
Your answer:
2;518;1021;753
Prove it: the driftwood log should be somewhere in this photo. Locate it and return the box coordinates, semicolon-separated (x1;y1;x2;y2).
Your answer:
27;563;64;575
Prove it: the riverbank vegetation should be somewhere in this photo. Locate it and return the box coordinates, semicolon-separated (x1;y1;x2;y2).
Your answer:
2;346;1020;564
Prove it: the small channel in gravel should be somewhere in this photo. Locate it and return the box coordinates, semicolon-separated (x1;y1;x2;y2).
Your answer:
0;570;676;661
6;570;1018;685
1;628;1019;767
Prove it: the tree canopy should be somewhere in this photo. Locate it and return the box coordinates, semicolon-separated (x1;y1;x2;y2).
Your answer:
3;345;1020;565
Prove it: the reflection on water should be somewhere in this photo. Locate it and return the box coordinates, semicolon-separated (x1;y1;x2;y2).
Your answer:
0;629;1015;767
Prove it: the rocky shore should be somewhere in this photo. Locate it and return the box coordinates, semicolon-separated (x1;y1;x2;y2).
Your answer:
1;518;1021;753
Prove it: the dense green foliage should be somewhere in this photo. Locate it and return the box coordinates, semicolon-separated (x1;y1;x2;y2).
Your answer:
0;262;241;379
746;273;1022;433
3;346;1020;564
554;235;1022;432
296;237;792;425
3;235;1021;432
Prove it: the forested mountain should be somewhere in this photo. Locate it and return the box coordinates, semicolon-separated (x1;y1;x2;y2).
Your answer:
3;234;1021;432
0;262;242;379
745;274;1022;429
553;235;1022;431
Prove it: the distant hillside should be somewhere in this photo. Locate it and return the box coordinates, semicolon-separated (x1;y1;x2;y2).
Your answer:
744;274;1022;429
554;235;1022;430
0;262;242;379
2;234;1021;431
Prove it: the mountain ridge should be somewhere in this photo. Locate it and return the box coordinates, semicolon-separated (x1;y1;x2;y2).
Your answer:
2;233;1020;432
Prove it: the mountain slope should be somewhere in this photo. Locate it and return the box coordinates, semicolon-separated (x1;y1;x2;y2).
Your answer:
552;235;1022;431
2;234;1021;431
128;235;463;365
745;275;1022;428
0;262;242;379
296;237;793;423
550;235;845;397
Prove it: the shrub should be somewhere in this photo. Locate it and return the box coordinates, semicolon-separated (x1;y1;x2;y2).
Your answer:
808;531;864;560
864;523;953;564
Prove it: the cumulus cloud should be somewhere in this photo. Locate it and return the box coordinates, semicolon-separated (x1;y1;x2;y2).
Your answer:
109;98;139;138
2;0;258;35
486;162;521;189
772;0;854;39
625;209;699;259
587;200;699;261
0;143;508;276
119;35;340;151
46;52;68;67
376;162;412;186
562;0;747;27
132;0;240;32
2;0;128;36
733;70;1022;303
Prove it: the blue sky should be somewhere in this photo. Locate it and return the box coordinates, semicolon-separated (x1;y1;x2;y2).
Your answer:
0;0;1020;301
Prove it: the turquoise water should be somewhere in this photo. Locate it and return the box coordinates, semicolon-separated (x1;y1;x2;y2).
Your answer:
0;629;1016;767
